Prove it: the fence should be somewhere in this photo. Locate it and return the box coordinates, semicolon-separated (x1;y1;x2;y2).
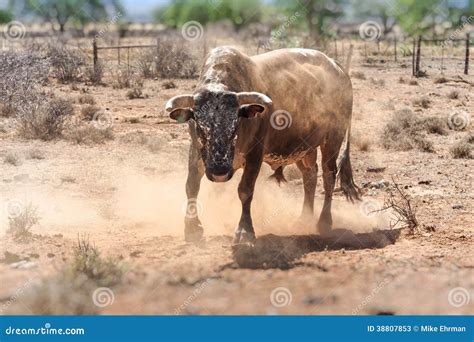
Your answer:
91;34;472;77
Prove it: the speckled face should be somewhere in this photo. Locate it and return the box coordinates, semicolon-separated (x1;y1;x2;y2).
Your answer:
193;90;240;182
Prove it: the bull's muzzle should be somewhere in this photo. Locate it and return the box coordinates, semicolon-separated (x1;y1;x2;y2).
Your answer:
206;165;233;183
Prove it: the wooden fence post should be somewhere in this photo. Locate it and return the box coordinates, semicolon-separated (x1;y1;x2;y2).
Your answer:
394;38;397;62
412;39;416;76
465;33;470;75
93;39;98;69
415;35;422;77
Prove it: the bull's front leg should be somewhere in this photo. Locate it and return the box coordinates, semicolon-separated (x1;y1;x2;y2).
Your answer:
233;144;264;244
184;124;205;242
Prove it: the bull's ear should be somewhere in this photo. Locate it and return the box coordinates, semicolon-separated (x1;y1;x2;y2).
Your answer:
238;104;265;119
170;108;194;123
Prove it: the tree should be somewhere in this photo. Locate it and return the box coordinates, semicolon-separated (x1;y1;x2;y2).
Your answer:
24;0;124;33
0;10;13;24
353;0;397;36
276;0;346;43
154;0;263;30
392;0;445;36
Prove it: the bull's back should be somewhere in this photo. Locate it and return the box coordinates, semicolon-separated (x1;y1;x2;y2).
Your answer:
250;48;353;162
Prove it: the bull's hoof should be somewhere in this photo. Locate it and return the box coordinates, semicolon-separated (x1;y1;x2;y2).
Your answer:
317;218;333;236
233;230;256;245
184;225;204;243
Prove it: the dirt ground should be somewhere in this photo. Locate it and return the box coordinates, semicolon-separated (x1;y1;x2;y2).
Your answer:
0;46;473;315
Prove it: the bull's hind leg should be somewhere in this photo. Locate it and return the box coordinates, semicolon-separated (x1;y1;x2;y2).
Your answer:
233;145;264;244
317;131;345;235
184;124;205;242
296;150;318;223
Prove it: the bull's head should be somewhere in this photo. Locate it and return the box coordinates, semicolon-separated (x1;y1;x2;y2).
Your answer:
166;89;272;182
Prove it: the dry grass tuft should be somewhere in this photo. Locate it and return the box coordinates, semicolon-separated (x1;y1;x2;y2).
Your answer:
412;95;431;109
7;202;40;241
450;133;474;159
434;76;448;84
408;79;418;86
80;105;101;121
78;94;96;105
381;108;439;152
27;148;46;160
4;152;21;166
351;71;366;80
68;125;115;144
447;90;459;99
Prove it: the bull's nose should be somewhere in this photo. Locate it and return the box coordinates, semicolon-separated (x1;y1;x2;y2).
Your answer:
210;173;231;182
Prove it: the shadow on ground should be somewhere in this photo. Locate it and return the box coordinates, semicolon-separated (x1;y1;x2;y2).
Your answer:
232;228;402;269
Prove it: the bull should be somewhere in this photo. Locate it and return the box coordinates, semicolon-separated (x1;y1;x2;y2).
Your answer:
165;46;360;243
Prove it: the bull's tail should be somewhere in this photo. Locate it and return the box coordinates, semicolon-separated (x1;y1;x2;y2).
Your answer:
269;166;287;185
337;122;361;202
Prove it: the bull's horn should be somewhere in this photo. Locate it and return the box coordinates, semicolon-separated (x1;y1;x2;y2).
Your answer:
237;92;273;107
165;94;195;112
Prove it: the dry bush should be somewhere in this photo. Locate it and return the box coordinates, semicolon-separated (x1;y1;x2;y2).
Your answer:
80;105;101;121
381;108;436;152
136;50;156;79
13;236;123;315
0;51;49;117
450;133;473;159
419;116;448;135
447;90;459;99
408;79;418;86
4;152;21;166
16;272;97;315
398;77;406;84
78;94;95;105
351;71;366;80
412;95;431;109
70;235;123;287
84;61;104;85
16;96;74;140
68;125;115;144
111;66;142;89
154;39;199;78
375;179;419;234
47;44;85;83
7;202;40;241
